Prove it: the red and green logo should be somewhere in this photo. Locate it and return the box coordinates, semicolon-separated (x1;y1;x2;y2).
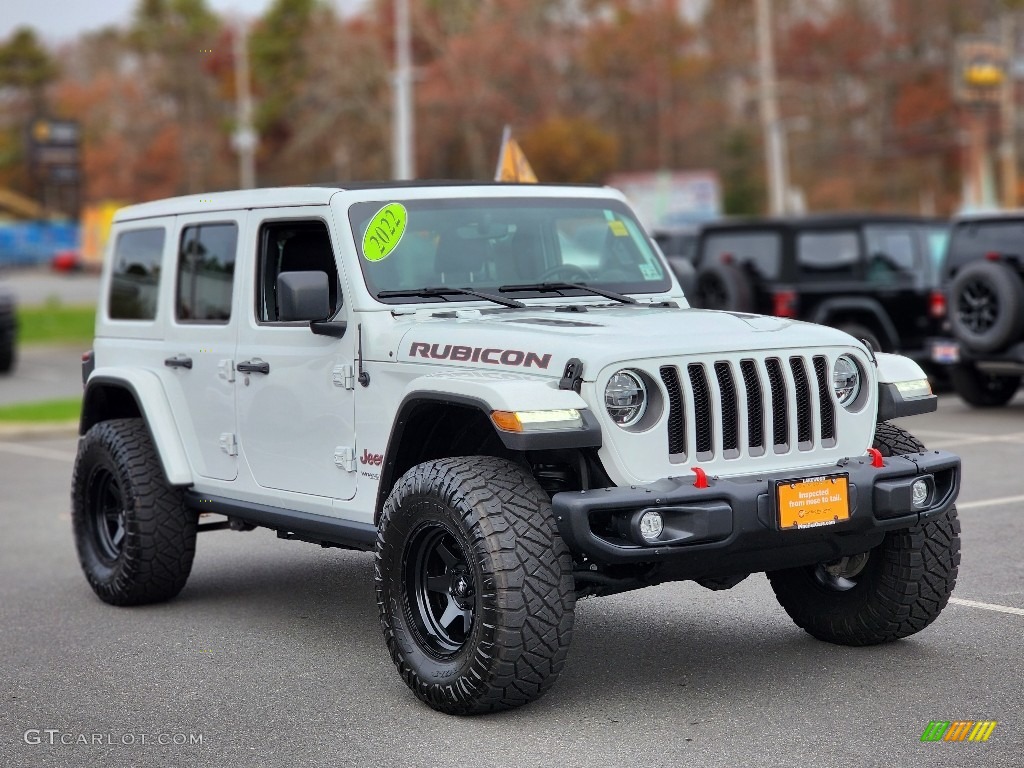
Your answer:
921;721;997;742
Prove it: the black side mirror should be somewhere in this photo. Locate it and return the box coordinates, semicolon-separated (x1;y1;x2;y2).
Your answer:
277;271;331;322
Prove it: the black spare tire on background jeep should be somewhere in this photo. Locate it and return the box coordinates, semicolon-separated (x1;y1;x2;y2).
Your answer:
71;418;197;605
767;423;960;646
375;456;575;715
948;260;1024;353
695;261;755;313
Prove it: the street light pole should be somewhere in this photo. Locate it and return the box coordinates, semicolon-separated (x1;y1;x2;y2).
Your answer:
232;18;257;189
755;0;788;215
392;0;415;180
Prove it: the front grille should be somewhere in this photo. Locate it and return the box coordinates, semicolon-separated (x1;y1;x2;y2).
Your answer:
688;364;713;458
661;354;837;463
660;366;686;456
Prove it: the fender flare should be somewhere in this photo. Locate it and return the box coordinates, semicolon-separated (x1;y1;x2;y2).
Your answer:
374;377;600;521
81;370;194;486
810;298;899;350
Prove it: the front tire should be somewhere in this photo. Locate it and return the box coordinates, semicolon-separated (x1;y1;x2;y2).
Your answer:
767;424;960;646
375;456;575;715
71;418;197;605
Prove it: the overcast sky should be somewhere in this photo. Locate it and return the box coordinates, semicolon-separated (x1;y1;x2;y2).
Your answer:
2;0;367;44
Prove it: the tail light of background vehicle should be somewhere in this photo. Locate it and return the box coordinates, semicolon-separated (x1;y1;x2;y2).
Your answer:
929;289;947;319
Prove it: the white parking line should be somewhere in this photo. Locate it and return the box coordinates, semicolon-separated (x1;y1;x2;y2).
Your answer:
956;493;1024;510
0;441;76;462
949;597;1024;617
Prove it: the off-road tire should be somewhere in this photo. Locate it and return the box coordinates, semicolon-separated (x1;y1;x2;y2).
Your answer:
375;456;575;715
768;423;960;646
695;261;755;313
949;363;1021;408
949;260;1024;353
838;323;884;354
71;418;196;605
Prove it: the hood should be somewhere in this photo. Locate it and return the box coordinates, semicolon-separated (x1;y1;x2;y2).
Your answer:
386;304;863;378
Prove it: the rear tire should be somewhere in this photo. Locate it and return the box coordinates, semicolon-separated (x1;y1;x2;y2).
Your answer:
695;261;755;313
376;456;575;715
948;260;1024;352
767;424;960;646
71;418;197;605
949;363;1020;407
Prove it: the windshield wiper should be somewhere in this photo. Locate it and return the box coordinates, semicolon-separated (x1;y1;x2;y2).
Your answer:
498;281;637;304
376;286;525;309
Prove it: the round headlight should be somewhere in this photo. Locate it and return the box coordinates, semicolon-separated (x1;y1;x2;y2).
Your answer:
833;355;861;408
605;370;647;427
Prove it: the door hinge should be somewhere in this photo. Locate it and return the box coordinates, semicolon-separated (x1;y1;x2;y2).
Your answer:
218;359;236;382
332;364;355;390
219;432;238;456
334;446;356;472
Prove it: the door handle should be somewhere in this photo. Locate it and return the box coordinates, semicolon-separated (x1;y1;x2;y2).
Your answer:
164;355;193;370
236;359;270;375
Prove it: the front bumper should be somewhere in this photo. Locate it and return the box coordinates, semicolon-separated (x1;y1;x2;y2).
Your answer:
553;449;960;577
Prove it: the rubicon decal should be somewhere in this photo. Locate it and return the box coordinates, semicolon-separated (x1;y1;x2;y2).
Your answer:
409;342;552;369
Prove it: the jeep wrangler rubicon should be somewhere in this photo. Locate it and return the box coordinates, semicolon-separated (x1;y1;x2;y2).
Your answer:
73;182;961;715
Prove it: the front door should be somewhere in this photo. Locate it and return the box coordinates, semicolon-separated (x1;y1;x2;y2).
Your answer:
234;209;357;502
159;213;241;481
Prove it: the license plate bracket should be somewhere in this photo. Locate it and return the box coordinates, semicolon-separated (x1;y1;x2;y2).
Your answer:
776;474;850;530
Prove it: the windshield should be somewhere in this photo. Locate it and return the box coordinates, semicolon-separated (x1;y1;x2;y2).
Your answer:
348;197;672;303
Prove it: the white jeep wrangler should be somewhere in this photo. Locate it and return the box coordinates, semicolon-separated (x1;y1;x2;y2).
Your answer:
73;182;961;715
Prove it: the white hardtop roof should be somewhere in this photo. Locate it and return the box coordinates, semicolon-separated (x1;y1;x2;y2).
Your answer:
113;182;624;223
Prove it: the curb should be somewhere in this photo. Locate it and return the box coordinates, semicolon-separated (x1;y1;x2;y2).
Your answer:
0;421;79;439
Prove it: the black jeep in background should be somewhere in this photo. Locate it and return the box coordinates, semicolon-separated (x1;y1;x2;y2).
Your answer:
0;282;16;373
691;215;949;366
934;213;1024;407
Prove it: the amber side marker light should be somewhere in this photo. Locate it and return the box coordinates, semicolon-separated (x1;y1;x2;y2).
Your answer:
490;409;583;433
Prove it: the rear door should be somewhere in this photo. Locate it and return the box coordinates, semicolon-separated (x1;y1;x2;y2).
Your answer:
159;213;242;481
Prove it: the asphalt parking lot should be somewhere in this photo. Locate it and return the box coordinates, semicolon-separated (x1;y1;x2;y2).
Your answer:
1;398;1022;768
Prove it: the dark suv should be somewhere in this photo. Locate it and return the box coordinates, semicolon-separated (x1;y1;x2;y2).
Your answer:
0;283;16;373
692;215;949;364
934;213;1024;407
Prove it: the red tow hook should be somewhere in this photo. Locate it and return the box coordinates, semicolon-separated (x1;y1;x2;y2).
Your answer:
692;467;709;488
866;448;885;468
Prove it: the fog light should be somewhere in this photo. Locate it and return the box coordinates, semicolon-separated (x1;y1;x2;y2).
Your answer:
638;510;664;542
912;478;931;508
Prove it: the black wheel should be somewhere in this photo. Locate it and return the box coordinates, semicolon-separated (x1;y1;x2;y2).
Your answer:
949;363;1020;408
695;261;754;313
837;323;883;353
948;260;1024;352
71;418;196;605
767;423;960;646
376;456;575;715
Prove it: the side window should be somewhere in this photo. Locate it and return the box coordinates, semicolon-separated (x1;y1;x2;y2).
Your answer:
863;226;917;284
176;223;238;322
109;228;165;320
257;220;342;322
796;231;860;276
701;231;781;280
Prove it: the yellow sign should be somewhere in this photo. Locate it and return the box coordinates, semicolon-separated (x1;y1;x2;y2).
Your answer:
495;128;538;183
362;203;407;262
777;475;850;530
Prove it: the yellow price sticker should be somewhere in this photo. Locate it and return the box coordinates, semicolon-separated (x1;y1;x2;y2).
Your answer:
362;203;407;262
609;220;629;237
